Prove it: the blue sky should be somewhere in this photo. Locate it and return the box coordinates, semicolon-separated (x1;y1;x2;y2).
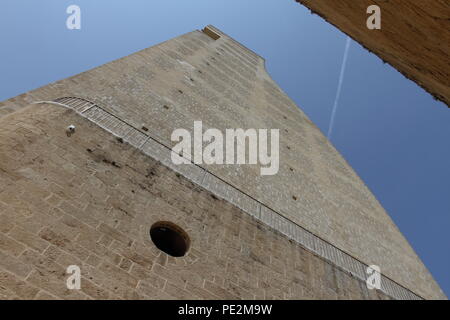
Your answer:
1;0;449;297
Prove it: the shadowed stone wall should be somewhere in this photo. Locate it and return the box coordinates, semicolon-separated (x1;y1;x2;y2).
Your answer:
0;104;391;299
295;0;450;107
0;26;445;299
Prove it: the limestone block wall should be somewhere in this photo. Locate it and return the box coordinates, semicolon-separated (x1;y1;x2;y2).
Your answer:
16;96;418;300
0;103;391;299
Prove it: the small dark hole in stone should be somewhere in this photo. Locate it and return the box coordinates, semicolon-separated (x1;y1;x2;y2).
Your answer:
178;89;183;94
86;148;93;153
116;137;124;143
292;196;298;201
146;169;156;177
150;222;190;257
287;146;291;150
141;126;149;132
111;161;121;168
163;105;169;110
210;194;218;200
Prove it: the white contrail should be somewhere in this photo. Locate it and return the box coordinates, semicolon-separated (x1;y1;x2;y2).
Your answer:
327;36;351;140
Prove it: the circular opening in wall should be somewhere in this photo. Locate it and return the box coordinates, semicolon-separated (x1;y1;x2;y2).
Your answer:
150;221;190;257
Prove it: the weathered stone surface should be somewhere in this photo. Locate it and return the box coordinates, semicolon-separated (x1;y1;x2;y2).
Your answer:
295;0;450;107
0;103;392;299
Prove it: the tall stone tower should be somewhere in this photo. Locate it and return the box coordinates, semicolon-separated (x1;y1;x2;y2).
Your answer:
0;26;445;300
